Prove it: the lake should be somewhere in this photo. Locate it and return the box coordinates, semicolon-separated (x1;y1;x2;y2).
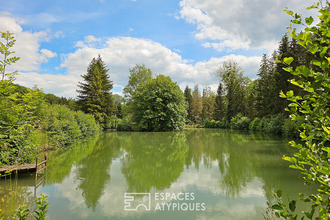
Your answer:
0;129;315;219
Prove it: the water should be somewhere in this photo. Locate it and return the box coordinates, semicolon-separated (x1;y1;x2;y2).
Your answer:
0;129;316;219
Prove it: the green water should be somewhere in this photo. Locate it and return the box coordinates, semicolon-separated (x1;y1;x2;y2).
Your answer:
0;129;316;219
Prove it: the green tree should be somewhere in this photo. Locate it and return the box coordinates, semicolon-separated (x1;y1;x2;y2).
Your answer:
213;82;226;121
255;53;277;117
0;31;20;81
77;55;114;127
183;85;193;121
270;2;330;218
201;86;215;122
131;75;187;131
191;85;203;123
217;61;249;121
123;64;153;99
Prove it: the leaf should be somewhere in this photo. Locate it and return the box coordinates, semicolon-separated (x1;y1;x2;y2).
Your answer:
284;57;294;65
311;59;321;66
305;16;314;25
276;190;283;197
271;204;284;210
289;200;296;212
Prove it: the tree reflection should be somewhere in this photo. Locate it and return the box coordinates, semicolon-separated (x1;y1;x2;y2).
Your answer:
75;133;122;211
121;132;188;192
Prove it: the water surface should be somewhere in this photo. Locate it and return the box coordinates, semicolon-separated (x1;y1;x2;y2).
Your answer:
0;129;315;219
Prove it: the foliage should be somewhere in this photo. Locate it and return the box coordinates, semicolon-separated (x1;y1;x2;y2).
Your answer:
77;55;114;128
41;105;99;147
183;85;193;121
264;114;285;135
271;2;330;219
282;117;301;137
191;85;203;123
123;64;153;100
0;31;20;81
213;82;226;121
0;194;49;220
0;81;45;165
230;113;251;130
217;61;250;121
249;117;260;131
131;75;187;131
201;86;215;122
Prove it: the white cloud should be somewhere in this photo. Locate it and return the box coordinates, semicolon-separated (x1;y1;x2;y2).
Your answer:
61;36;261;97
0;14;56;72
1;15;261;98
178;0;316;52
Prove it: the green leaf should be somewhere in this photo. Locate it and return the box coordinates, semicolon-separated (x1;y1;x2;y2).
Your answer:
276;190;283;197
311;59;321;66
284;57;294;65
289;200;296;212
305;16;314;25
271;204;284;210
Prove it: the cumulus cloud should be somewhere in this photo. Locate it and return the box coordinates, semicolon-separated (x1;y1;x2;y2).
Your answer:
0;14;55;72
61;36;261;97
178;0;315;52
1;14;261;98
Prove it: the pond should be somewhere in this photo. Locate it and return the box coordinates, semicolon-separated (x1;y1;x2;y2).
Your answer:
0;129;315;219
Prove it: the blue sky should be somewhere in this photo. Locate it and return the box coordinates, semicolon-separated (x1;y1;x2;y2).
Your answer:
0;0;315;97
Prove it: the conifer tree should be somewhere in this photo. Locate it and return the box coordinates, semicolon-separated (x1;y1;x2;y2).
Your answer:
213;82;225;121
183;85;193;121
77;55;114;127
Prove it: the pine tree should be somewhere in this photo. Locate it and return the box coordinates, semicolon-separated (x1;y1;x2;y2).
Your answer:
213;82;225;121
77;55;114;127
183;85;193;121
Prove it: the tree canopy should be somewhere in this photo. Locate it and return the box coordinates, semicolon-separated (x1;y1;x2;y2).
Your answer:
131;74;187;131
77;55;114;127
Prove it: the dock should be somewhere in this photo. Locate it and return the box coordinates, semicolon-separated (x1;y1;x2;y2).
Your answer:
0;156;47;176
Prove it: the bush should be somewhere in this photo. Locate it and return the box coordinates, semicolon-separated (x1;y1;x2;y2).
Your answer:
231;113;251;130
264;114;285;135
75;110;100;137
117;116;134;131
282;117;301;138
249;117;260;131
256;117;270;132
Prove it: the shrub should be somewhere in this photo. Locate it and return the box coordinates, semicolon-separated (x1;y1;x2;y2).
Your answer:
282;118;301;138
231;113;251;130
117;116;134;131
249;117;260;131
256;117;269;132
264;114;285;135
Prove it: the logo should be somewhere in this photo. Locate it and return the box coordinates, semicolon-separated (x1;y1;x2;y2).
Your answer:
124;193;151;211
124;192;206;212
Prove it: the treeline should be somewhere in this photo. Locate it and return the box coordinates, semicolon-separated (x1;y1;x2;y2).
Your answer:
183;34;314;137
0;81;100;166
0;32;100;166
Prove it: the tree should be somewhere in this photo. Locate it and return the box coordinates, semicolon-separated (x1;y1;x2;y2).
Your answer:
213;82;226;121
131;75;187;131
77;55;114;127
270;2;330;218
0;31;20;81
190;85;203;124
123;64;153;99
201;86;215;122
217;61;249;121
183;85;193;121
255;53;277;117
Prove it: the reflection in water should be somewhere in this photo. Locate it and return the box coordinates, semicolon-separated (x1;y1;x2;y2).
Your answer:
122;132;188;192
0;129;315;219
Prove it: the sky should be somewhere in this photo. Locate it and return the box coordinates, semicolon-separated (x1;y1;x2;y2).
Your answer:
0;0;316;98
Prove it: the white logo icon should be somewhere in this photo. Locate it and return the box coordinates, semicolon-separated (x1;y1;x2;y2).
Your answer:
124;193;151;211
